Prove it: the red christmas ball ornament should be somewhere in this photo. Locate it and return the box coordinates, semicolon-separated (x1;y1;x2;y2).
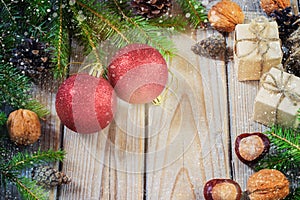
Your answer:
55;74;117;134
108;44;168;104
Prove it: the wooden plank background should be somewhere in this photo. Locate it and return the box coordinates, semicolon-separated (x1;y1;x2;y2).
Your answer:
1;0;299;199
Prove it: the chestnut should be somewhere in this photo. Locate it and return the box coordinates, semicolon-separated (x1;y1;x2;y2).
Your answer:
203;179;242;200
235;132;270;165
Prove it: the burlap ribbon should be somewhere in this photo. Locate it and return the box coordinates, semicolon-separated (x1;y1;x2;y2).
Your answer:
260;69;300;124
236;17;279;74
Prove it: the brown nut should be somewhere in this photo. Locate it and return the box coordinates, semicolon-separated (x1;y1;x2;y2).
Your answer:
203;179;242;200
235;132;270;165
7;109;41;145
208;0;245;32
260;0;290;15
247;169;290;200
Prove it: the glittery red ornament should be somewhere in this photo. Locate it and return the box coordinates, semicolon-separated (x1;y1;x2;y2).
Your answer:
55;74;116;134
108;44;168;104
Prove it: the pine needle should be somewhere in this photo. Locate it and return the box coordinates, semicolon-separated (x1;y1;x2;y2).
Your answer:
175;0;208;28
0;148;66;199
14;177;48;200
115;0;176;57
0;63;50;119
0;112;7;126
73;0;176;58
255;125;300;171
52;0;70;79
6;149;66;171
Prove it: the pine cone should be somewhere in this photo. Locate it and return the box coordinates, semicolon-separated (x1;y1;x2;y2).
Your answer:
191;35;231;60
10;37;53;82
283;27;300;77
270;7;300;42
32;166;71;188
131;0;172;19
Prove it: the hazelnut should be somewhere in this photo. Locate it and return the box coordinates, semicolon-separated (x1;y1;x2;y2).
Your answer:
247;169;290;200
7;109;41;145
203;179;242;200
208;0;245;33
235;132;270;165
260;0;290;15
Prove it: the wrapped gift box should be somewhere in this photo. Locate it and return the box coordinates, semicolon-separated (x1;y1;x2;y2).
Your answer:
234;17;282;81
253;68;300;128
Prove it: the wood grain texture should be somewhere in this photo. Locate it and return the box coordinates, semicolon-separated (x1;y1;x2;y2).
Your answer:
35;81;63;200
145;32;229;200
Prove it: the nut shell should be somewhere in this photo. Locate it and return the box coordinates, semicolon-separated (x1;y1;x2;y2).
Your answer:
260;0;290;15
235;132;270;165
7;109;41;145
203;179;242;200
247;169;290;200
208;0;244;32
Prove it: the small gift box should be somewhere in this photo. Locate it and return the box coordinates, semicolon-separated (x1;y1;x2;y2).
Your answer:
253;67;300;128
234;17;282;81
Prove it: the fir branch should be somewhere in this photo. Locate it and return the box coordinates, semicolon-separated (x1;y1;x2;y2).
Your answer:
0;63;32;108
255;126;300;171
0;112;7;126
23;100;50;120
112;0;176;57
13;176;48;200
175;0;208;28
0;0;16;23
0;63;49;118
75;0;130;44
285;187;300;200
5;149;66;171
0;148;66;199
56;0;64;78
74;0;176;58
52;0;70;79
71;5;104;76
147;15;188;32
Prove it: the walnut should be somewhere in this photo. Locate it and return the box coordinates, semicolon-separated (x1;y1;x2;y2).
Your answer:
260;0;290;15
208;0;245;33
7;109;41;145
247;169;290;200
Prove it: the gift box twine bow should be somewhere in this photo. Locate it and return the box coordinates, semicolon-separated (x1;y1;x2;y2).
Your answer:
260;69;300;123
236;17;279;74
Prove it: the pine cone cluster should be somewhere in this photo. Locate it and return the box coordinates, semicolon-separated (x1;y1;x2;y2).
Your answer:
191;35;228;60
10;37;53;82
131;0;172;19
32;166;71;188
270;7;300;42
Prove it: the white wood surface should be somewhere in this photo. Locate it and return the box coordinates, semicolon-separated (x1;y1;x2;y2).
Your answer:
7;0;298;199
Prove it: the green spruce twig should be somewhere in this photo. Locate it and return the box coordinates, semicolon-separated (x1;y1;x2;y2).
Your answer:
255;126;300;171
5;149;66;171
175;0;208;28
0;112;7;126
1;149;66;200
0;63;50;119
51;0;70;79
112;0;176;58
73;0;177;58
13;176;48;200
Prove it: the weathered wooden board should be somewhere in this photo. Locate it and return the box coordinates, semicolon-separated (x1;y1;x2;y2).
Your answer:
145;32;229;199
